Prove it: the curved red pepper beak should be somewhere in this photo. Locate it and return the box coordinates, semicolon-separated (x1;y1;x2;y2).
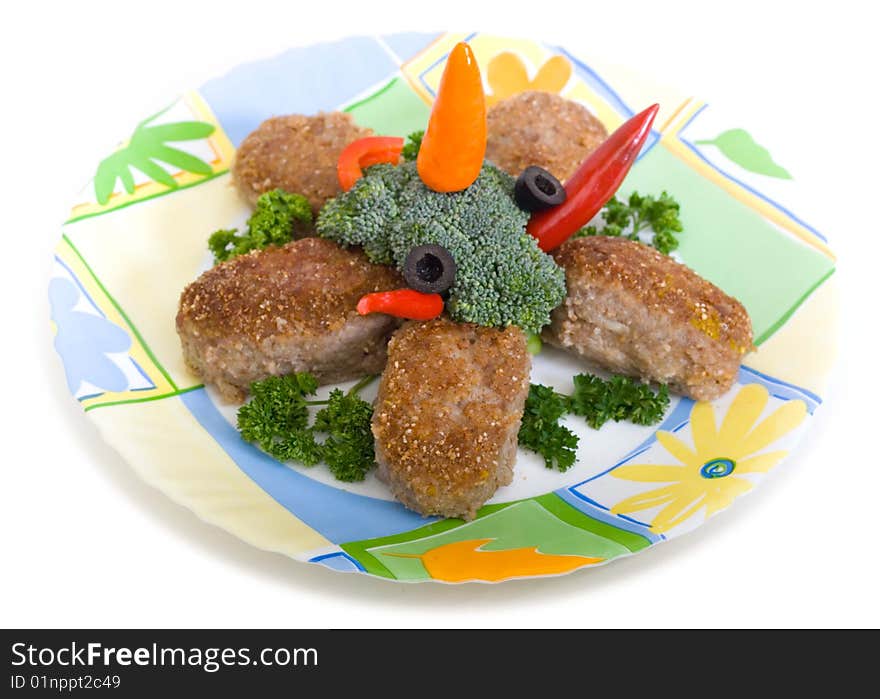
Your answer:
527;103;660;252
357;288;444;321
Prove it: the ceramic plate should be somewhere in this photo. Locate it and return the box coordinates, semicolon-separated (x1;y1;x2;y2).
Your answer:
50;32;837;583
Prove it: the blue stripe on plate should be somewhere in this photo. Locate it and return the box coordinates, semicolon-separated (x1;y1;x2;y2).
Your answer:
739;365;821;413
569;397;695;492
554;488;662;544
309;551;365;572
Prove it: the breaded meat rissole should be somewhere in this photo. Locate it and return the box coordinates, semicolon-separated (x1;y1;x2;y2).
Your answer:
373;319;530;521
177;238;402;403
232;112;372;215
486;91;608;183
544;236;753;401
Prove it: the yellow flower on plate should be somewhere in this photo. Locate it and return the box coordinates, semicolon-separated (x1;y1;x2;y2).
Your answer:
610;385;807;534
485;52;573;107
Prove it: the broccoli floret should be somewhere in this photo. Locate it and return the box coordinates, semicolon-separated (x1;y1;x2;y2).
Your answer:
314;163;412;264
316;161;566;334
209;189;312;263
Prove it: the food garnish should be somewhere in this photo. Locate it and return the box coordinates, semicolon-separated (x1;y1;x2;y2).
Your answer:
527;104;660;252
317;161;565;334
417;42;487;193
576;190;682;254
237;367;667;480
356;289;444;320
402;244;457;295
237;373;376;482
311;385;376;482
518;373;670;471
518;384;579;472
237;373;323;465
568;373;669;429
337;136;404;191
208;189;311;263
400;130;424;161
514;166;566;212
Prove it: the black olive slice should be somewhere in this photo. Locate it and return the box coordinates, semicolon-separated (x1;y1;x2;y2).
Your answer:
514;166;567;212
402;244;457;295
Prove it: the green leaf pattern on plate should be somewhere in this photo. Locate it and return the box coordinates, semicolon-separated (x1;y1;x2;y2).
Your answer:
93;106;216;204
696;128;792;180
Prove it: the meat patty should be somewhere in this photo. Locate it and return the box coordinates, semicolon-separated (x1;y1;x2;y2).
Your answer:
544;236;753;401
232;112;372;216
177;238;402;403
486;91;608;182
372;319;530;521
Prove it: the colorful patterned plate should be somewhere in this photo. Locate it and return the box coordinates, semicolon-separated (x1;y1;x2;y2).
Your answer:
50;32;837;583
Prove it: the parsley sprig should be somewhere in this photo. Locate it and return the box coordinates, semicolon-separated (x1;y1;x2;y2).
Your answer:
518;384;579;472
577;190;683;254
312;381;377;482
569;374;670;429
209;189;312;264
518;374;670;472
237;373;377;482
400;130;424;161
238;370;669;481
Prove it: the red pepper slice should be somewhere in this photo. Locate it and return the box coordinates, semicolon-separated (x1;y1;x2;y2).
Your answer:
527;104;660;252
337;136;405;191
356;289;444;320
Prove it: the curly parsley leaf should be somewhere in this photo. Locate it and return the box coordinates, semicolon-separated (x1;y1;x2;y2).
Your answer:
269;430;324;466
576;190;683;254
312;389;375;482
236;374;376;481
518;375;669;470
568;374;670;430
237;373;321;463
518;384;579;472
209;189;312;263
401;130;424;161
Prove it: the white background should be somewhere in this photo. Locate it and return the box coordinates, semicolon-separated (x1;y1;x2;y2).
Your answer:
2;0;878;628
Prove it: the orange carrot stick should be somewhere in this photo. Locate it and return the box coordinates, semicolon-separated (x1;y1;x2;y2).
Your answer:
417;42;487;193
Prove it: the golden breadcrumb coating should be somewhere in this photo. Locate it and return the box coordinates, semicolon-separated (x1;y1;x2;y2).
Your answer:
232;112;372;215
545;236;753;400
177;238;402;402
486;91;608;182
372;318;531;520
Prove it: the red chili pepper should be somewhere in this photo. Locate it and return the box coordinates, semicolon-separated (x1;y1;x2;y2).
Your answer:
337;136;404;191
356;289;444;320
527;104;660;252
